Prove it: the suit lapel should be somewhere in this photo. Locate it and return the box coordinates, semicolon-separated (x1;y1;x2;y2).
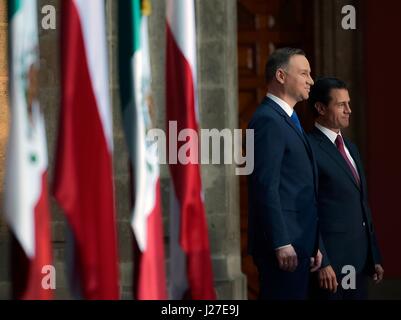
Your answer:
282;109;315;163
267;98;309;148
313;128;360;190
344;138;365;193
305;134;319;195
284;113;308;144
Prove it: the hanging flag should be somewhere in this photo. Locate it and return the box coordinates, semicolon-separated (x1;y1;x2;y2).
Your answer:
118;0;167;300
53;0;119;299
166;0;216;299
4;0;53;299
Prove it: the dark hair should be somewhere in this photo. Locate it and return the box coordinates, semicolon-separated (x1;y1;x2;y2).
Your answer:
308;77;348;117
265;47;306;83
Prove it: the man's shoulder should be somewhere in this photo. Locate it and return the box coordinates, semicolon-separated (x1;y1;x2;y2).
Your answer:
306;127;322;143
306;129;332;157
248;98;281;128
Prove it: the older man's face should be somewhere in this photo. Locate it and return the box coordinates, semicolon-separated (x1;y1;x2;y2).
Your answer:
283;55;314;103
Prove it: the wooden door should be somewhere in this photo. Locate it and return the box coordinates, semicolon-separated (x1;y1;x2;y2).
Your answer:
237;0;315;299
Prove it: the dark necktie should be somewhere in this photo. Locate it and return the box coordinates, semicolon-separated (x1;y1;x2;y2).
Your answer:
335;135;360;186
290;111;303;133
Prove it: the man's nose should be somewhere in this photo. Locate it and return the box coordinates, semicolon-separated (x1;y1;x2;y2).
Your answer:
345;103;352;114
308;75;314;85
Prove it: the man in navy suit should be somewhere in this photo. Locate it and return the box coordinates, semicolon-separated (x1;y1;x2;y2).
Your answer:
307;77;384;300
248;47;321;300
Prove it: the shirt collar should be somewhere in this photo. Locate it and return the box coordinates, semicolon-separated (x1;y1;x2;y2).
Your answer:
315;122;342;144
267;93;293;117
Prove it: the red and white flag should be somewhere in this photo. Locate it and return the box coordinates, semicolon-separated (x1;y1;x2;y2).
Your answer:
166;0;216;300
53;0;119;299
5;0;53;300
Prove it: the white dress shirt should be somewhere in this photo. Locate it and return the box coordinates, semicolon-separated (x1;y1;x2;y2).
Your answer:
267;93;294;117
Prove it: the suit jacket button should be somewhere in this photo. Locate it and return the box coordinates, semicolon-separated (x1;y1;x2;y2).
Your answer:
363;222;366;227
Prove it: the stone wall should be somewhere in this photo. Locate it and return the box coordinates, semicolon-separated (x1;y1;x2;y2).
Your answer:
195;0;245;298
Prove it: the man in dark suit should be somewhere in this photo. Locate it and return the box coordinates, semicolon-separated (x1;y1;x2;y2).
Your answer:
307;77;384;300
248;47;321;300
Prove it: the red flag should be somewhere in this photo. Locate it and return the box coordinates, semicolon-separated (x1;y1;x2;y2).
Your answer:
166;0;216;300
53;0;119;299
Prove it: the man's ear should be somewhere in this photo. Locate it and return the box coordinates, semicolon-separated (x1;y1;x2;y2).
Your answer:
315;102;326;116
275;68;286;84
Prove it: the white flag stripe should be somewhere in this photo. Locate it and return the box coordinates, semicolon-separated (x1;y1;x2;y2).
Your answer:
166;0;199;121
74;0;113;152
166;0;197;74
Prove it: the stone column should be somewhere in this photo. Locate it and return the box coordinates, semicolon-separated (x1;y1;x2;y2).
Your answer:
196;0;246;299
106;0;133;299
